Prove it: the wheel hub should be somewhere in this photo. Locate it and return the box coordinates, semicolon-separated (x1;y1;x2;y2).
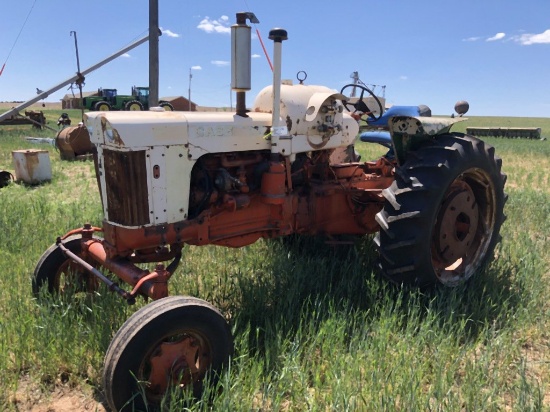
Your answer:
434;181;479;268
146;333;210;397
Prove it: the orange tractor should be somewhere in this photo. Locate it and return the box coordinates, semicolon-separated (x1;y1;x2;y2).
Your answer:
33;13;506;411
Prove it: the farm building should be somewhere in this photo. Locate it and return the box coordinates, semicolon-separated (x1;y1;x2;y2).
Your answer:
61;91;98;109
160;96;197;111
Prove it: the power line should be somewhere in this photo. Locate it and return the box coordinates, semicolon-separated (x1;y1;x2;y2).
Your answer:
1;0;39;77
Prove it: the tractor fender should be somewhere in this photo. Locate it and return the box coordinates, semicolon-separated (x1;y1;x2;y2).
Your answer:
388;116;467;165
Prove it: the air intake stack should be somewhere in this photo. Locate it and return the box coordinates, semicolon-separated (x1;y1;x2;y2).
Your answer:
268;28;288;156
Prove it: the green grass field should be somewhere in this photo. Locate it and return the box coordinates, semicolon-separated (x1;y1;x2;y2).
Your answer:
0;111;548;411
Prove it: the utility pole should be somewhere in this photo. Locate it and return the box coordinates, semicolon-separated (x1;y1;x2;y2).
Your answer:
188;68;192;111
350;71;359;98
149;0;159;108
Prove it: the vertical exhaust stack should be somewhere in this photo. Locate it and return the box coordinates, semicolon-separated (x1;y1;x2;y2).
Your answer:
231;12;259;117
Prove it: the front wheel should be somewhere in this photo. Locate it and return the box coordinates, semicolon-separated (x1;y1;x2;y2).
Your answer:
375;133;507;287
159;101;175;111
103;296;233;412
32;235;102;297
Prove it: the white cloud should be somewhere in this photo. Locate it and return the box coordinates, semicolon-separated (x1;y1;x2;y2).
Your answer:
487;32;505;42
197;16;231;34
191;65;202;70
463;36;481;42
160;27;181;38
122;53;131;58
399;75;408;81
252;54;261;58
211;60;230;67
513;29;550;45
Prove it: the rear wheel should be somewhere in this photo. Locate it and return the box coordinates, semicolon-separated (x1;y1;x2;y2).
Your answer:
124;100;144;111
32;235;101;297
103;296;233;412
375;133;507;287
94;101;111;111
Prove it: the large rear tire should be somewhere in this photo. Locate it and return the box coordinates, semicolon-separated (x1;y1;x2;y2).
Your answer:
103;296;233;412
94;101;111;111
124;100;144;111
375;133;507;287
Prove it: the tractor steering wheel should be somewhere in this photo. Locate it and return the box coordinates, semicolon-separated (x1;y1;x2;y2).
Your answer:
340;84;384;122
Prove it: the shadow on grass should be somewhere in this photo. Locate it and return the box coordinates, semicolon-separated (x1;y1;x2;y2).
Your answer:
28;235;525;410
231;235;523;371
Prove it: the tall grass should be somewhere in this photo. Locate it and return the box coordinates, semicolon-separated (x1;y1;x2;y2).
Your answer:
0;114;548;411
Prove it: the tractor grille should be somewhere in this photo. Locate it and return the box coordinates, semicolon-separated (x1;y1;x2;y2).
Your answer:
103;149;150;226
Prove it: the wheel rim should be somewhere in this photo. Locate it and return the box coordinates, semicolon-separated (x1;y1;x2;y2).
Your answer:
98;103;109;111
432;168;497;286
128;103;141;111
53;260;98;294
139;330;212;400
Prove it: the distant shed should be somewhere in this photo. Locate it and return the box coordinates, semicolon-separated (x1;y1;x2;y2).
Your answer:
62;91;98;109
161;96;197;111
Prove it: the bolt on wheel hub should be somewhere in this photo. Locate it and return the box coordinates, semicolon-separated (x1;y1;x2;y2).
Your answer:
145;333;210;398
434;180;479;269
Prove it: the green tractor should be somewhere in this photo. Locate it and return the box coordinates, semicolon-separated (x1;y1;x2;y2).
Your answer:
131;86;175;111
82;88;137;111
82;88;118;111
82;87;175;111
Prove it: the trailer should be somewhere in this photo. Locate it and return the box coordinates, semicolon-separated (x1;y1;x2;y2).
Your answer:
466;127;542;140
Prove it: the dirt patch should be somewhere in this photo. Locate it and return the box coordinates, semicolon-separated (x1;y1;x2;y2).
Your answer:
10;378;107;412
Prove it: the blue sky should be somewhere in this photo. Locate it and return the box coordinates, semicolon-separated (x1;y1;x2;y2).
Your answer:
1;0;549;117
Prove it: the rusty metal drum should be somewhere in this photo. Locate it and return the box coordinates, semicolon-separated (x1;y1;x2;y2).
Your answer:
55;125;93;160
